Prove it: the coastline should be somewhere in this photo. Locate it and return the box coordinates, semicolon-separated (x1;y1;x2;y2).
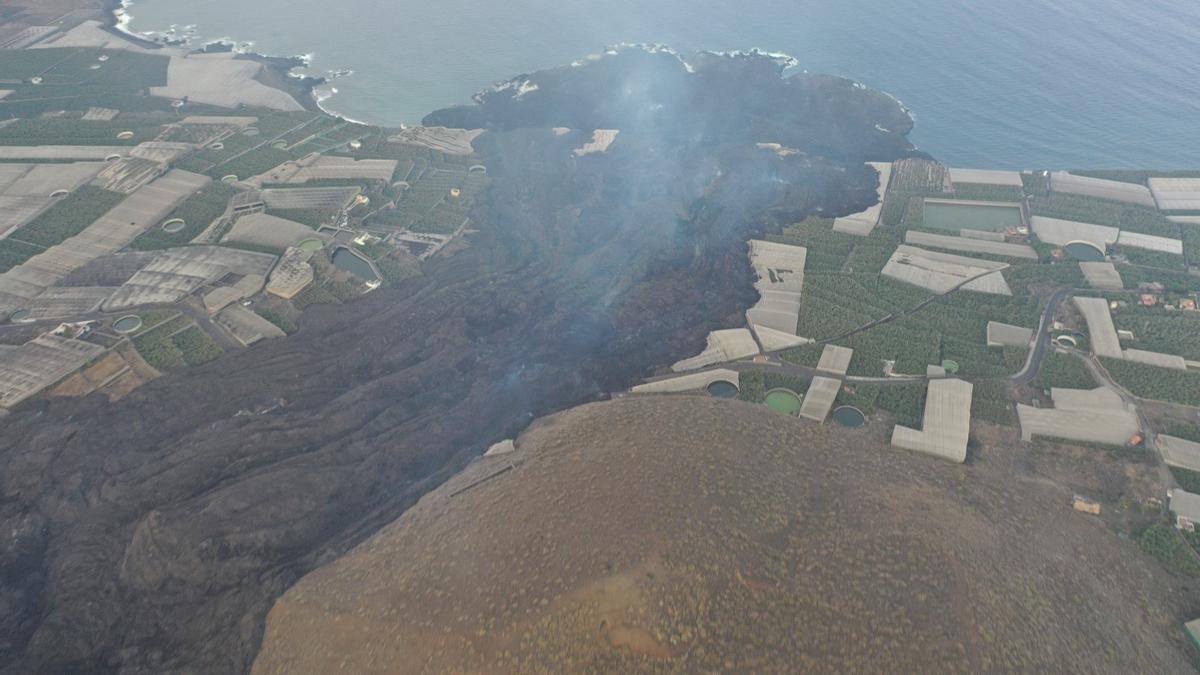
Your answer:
98;0;335;119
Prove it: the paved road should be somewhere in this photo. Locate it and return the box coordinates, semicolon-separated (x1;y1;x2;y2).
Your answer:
1009;287;1073;386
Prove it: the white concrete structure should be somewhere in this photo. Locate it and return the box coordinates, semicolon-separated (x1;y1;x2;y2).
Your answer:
267;247;315;300
986;321;1034;348
0;170;210;315
261;187;360;211
1079;261;1124;290
890;378;973;463
0;333;106;409
881;245;1011;295
833;162;892;236
1073;296;1122;359
223;213;318;250
0;162;107;238
1169;489;1200;526
252;154;400;186
0;146;129;161
631;369;739;394
745;239;808;349
1030;216;1119;251
215;305;286;346
1149;177;1200;212
102;246;275;311
948;167;1023;187
1122;348;1187;371
1016;387;1139;444
959;229;1008;242
1114;231;1184;255
671;329;759;372
1159;435;1200;473
905;230;1038;260
1050;172;1156;207
815;344;853;376
799;376;840;422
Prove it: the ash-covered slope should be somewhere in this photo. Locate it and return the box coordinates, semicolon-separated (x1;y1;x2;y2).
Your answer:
0;49;915;673
253;396;1197;674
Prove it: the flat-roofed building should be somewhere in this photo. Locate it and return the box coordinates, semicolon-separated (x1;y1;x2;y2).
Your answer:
1149;177;1200;212
1115;231;1183;255
890;378;973;463
881;245;1011;296
745;239;808;350
1159;435;1200;473
904;230;1038;260
1122;348;1187;370
948;167;1023;187
832;162;892;236
1031;216;1119;251
1169;489;1200;530
1050;171;1156;207
799;376;840;422
1016;386;1140;445
0;333;105;409
815;344;853;376
986;321;1034;348
1079;261;1124;290
267;247;315;300
631;369;739;394
672;329;759;372
1073;296;1122;359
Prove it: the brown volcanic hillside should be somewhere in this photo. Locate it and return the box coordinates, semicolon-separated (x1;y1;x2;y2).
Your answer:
253;397;1198;674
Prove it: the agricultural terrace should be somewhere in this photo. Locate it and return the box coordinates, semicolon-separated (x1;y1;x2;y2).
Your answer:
130;181;237;251
775;217;1038;378
0;48;173;118
0;186;124;268
131;315;223;371
1100;358;1200;407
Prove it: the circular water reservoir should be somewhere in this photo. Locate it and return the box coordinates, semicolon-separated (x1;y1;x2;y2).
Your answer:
272;140;288;150
706;380;739;399
941;359;961;374
1064;242;1105;262
9;309;30;323
832;406;866;428
209;142;225;150
764;388;803;416
49;189;69;198
298;238;323;252
243;127;260;137
161;218;186;233
221;174;239;184
1054;334;1078;348
117;130;134;140
113;315;143;334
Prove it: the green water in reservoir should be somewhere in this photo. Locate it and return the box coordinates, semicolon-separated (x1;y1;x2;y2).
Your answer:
923;201;1023;232
765;389;803;415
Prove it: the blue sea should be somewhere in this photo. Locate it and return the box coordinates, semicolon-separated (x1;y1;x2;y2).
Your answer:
125;0;1200;169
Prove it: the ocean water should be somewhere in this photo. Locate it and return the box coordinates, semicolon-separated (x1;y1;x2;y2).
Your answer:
125;0;1200;168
